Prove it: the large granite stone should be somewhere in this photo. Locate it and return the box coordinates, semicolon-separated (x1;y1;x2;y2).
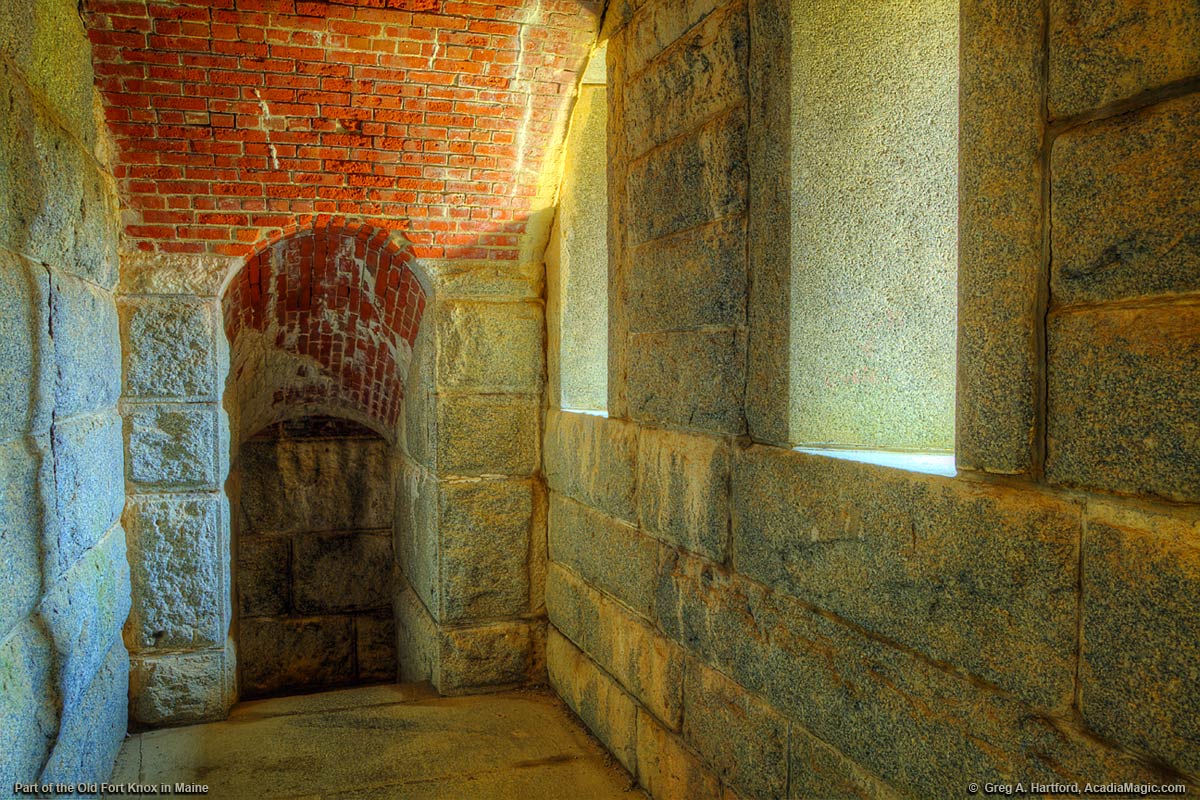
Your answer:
636;709;720;800
40;639;128;785
544;409;638;524
394;584;438;686
435;393;539;477
356;612;397;682
682;659;788;798
436;299;543;393
626;329;745;435
395;460;440;617
129;641;236;727
50;410;124;579
547;627;639;774
731;445;1080;711
237;535;290;618
125;494;224;651
789;726;911;800
0;437;50;639
121;297;218;401
50;269;120;418
240;616;355;697
1047;304;1200;502
637;426;729;562
623;0;727;76
0;620;57;787
294;532;392;615
548;493;659;618
1049;0;1200;118
1051;93;1200;305
0;250;53;441
127;404;219;490
1080;505;1200;775
438;621;533;694
439;479;532;623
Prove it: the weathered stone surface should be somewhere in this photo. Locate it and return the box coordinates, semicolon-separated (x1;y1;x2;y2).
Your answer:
438;621;532;694
1047;304;1200;502
1080;505;1200;774
129;641;236;727
127;404;219;490
1051;94;1200;305
402;320;436;470
623;0;726;75
240;617;355;697
789;726;911;800
0;250;53;441
0;620;57;787
118;251;237;298
436;393;539;476
396;459;440;616
439;479;532;622
625;3;747;157
547;564;683;728
626;329;745;435
636;709;720;800
294;532;392;614
40;639;128;785
638;427;729;562
40;525;131;710
956;0;1044;474
356;613;397;682
549;494;659;618
436;299;543;393
1049;0;1200;118
394;584;438;685
237;535;289;618
627;215;746;334
0;437;50;639
239;436;392;532
626;108;747;246
731;445;1080;711
547;627;638;774
50;270;120;418
544;409;638;523
125;494;223;651
121;297;218;400
682;659;787;798
50;410;124;579
655;551;1165;797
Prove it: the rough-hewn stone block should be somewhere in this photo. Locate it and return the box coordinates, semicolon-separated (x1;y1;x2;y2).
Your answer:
238;436;393;531
125;493;223;651
237;534;289;618
1049;0;1200;118
439;479;532;622
396;460;440;617
549;493;659;618
625;3;747;157
636;709;720;800
731;445;1079;710
294;532;392;615
1047;304;1200;502
544;409;638;524
127;404;219;490
626;108;748;245
655;550;1164;797
438;621;532;694
394;584;438;686
638;427;729;562
956;0;1044;474
0;620;57;786
0;250;53;441
50;269;120;418
40;525;131;710
627;215;746;334
1052;94;1200;305
682;659;787;798
0;437;50;639
1080;505;1200;775
128;641;236;727
626;329;745;435
547;564;683;728
240;616;355;697
436;393;539;477
436;300;543;393
356;613;397;682
547;627;639;774
789;726;910;800
121;297;218;401
40;639;127;785
50;410;124;579
623;0;726;76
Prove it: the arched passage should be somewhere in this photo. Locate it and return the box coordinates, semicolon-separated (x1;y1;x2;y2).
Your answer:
221;219;427;697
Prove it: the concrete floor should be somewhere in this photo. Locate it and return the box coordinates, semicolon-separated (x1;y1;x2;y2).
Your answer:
110;684;644;799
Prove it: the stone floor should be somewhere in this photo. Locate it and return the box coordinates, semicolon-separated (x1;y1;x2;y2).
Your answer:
110;684;644;799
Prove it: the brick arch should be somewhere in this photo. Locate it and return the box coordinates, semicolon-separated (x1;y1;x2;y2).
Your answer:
222;217;427;440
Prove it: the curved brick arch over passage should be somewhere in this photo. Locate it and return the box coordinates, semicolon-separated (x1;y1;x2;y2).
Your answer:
223;220;426;437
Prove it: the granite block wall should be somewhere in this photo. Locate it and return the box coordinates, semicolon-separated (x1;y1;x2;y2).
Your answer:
0;0;130;786
545;0;1200;796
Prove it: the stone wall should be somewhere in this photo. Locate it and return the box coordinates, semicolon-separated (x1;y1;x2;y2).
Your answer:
545;0;1200;797
0;0;130;786
236;419;395;697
